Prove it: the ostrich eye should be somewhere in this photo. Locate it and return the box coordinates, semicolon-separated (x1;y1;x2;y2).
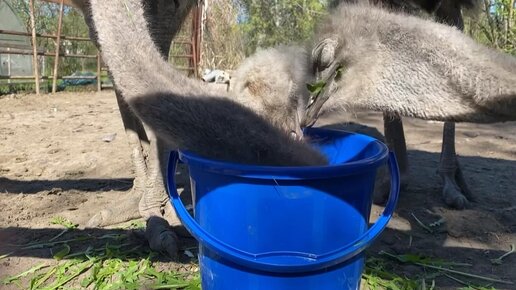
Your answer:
319;50;334;70
312;38;338;74
313;49;332;73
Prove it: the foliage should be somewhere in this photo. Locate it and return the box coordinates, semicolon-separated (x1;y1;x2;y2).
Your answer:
6;0;97;77
464;0;515;55
4;0;514;78
0;82;37;95
239;0;328;55
0;218;200;289
201;0;246;70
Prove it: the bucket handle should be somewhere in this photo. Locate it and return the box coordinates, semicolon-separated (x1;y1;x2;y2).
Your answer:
167;151;400;273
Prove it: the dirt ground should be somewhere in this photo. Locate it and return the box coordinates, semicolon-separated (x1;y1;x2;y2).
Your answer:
0;91;515;289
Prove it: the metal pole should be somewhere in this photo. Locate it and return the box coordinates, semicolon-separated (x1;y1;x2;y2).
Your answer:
52;0;65;93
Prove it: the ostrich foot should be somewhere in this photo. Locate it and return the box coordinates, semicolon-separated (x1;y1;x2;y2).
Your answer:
137;177;182;257
145;216;179;259
439;157;474;209
86;189;141;227
86;184;181;258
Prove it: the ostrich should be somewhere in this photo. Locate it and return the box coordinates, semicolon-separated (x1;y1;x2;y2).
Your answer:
228;44;396;200
300;2;516;206
228;45;310;138
324;0;482;209
70;0;326;256
63;0;197;256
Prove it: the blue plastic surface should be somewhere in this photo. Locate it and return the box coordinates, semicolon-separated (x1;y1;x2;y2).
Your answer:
166;127;400;290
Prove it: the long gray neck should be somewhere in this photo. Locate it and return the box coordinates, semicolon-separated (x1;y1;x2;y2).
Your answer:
80;0;328;166
87;0;197;100
144;0;196;57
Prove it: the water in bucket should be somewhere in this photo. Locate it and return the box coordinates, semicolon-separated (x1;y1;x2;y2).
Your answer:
167;127;399;290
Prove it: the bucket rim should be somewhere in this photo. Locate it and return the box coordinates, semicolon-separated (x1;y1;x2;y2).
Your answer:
177;128;389;179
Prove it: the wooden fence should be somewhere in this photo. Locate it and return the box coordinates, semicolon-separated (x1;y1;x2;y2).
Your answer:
0;0;204;94
0;0;103;94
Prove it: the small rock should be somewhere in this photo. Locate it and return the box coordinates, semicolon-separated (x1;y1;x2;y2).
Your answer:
47;188;62;195
48;148;60;154
463;131;479;138
184;250;195;258
101;133;117;142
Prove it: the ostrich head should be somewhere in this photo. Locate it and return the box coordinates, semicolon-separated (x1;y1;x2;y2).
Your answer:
229;45;312;140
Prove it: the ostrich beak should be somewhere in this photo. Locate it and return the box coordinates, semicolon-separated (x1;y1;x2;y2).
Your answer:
289;110;305;141
301;63;341;128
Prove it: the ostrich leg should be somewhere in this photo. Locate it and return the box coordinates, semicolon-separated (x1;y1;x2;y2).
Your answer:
436;1;474;209
87;88;181;256
383;113;409;184
86;0;196;257
86;89;148;227
439;122;473;208
383;0;475;209
373;113;409;204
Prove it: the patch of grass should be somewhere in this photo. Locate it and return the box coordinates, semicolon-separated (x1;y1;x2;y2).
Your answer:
363;257;424;289
50;217;78;230
125;220;146;230
1;228;199;290
377;251;512;288
4;224;512;290
49;216;78;242
1;263;48;285
61;83;99;93
490;244;515;265
0;82;39;95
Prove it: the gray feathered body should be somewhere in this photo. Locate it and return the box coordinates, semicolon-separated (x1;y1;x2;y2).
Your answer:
308;3;516;123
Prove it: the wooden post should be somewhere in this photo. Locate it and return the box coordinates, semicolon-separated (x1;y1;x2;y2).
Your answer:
96;51;101;92
29;0;40;94
7;48;11;84
52;0;65;93
190;6;199;78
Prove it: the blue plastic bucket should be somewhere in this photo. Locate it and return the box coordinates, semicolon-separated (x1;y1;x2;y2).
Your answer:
167;127;399;290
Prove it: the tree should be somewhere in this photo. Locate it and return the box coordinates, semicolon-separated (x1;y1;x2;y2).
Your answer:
201;0;246;70
465;0;515;55
239;0;328;55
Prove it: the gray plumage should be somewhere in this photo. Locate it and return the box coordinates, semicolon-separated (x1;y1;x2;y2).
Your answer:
229;45;311;137
303;3;516;126
84;0;327;166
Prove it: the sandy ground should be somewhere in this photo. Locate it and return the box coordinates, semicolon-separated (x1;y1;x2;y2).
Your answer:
0;91;515;289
